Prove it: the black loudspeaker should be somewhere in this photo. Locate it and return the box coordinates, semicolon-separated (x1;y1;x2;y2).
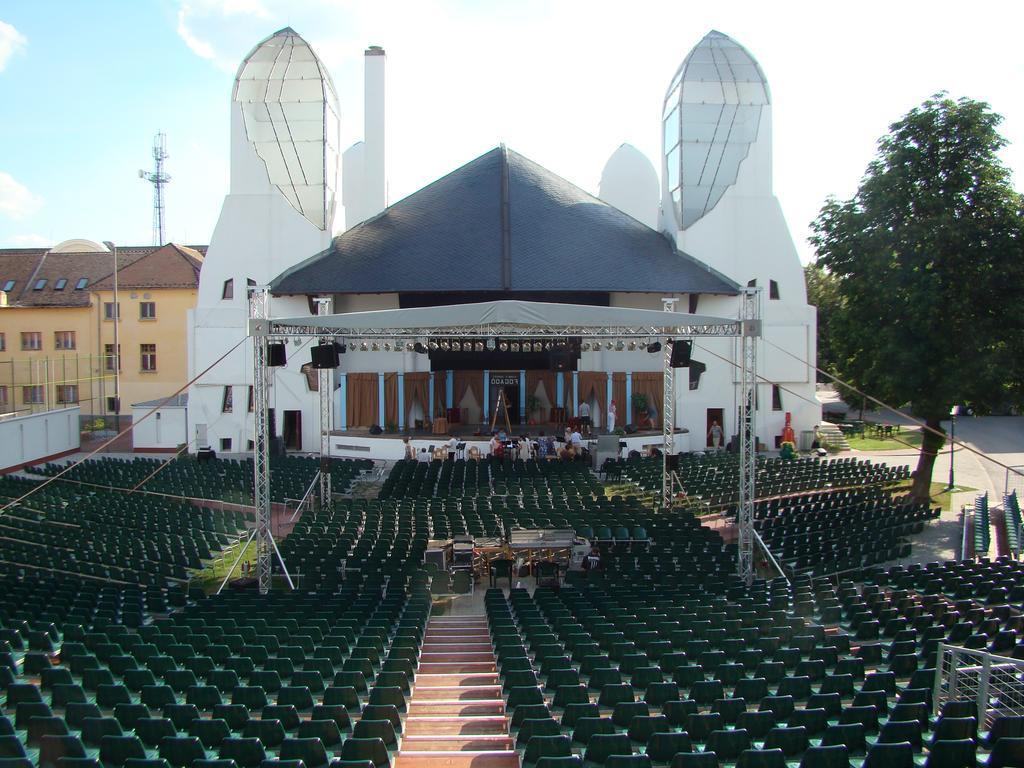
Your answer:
197;447;216;463
267;342;287;367
310;343;339;369
670;340;692;368
550;348;575;372
666;453;680;471
688;360;707;390
624;423;638;435
369;424;383;435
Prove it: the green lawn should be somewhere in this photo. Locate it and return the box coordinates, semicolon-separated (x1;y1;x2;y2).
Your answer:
847;426;925;452
889;480;976;511
192;537;256;592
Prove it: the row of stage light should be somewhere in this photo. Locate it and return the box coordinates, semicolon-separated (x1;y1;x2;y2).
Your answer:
266;339;695;370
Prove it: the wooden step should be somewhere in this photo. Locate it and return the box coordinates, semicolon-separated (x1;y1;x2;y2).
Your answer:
393;750;519;768
421;652;495;663
400;736;515;752
416;673;499;687
421;643;494;653
419;662;497;674
412;685;502;701
408;701;505;717
404;716;508;736
424;630;491;639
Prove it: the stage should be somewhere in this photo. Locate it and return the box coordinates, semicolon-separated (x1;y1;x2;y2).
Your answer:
325;425;694;461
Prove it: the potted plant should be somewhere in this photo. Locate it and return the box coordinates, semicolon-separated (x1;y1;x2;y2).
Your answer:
526;394;542;425
630;393;648;423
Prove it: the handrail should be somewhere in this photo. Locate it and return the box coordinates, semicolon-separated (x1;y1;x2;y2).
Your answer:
961;503;971;560
751;526;790;585
290;471;321;522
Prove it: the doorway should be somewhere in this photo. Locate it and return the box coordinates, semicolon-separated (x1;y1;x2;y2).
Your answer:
489;373;519;427
284;410;302;450
706;408;724;448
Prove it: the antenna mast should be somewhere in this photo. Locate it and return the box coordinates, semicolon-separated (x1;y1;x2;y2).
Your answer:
139;132;171;245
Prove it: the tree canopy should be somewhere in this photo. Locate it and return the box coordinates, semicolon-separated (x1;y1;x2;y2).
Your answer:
810;94;1024;500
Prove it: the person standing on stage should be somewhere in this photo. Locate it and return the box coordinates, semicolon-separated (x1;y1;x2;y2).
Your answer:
607;400;617;433
578;400;591;437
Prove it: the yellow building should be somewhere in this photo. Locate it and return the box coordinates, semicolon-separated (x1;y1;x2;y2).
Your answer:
0;239;204;430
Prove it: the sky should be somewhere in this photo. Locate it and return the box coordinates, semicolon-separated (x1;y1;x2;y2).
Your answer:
0;0;1021;265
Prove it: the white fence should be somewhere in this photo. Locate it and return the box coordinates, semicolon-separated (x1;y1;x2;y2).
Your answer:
935;643;1024;725
0;406;80;472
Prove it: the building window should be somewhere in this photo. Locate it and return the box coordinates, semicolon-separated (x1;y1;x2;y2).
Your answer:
772;384;783;411
21;332;42;351
247;439;255;451
103;302;120;320
0;333;5;352
221;386;233;413
33;279;47;291
222;279;234;300
23;386;44;404
56;385;78;404
0;386;7;407
141;344;157;372
688;294;700;314
106;396;119;412
747;279;757;288
248;386;254;412
54;331;76;350
2;280;14;292
104;344;121;371
140;301;156;320
54;278;67;291
220;438;233;452
75;278;88;290
769;280;780;300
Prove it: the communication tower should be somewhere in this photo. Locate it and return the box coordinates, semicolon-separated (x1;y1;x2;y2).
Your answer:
139;132;171;245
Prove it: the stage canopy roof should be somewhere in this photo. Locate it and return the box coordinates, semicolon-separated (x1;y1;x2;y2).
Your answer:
259;299;742;338
269;146;739;297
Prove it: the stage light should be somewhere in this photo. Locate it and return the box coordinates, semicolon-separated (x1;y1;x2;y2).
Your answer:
499;341;508;352
627;341;636;351
371;342;379;351
524;342;533;352
453;341;462;351
428;341;438;351
486;338;496;351
414;342;428;354
508;342;517;352
383;342;391;351
360;342;368;351
474;341;483;352
440;340;450;351
605;342;613;350
647;341;662;353
292;337;302;346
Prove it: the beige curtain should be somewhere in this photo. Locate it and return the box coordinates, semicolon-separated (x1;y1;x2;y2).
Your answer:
347;373;378;428
453;371;484;423
631;372;663;428
404;372;430;426
578;371;607;412
433;372;447;416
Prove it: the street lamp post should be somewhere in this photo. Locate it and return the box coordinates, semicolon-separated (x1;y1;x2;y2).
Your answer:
948;404;961;490
102;241;120;435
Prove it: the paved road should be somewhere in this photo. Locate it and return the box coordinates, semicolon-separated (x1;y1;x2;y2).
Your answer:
849;415;1024;564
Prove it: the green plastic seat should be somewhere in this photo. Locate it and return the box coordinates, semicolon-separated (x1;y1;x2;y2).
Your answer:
99;735;147;767
645;732;693;764
38;735;87;768
583;733;633;765
218;739;266;768
159;736;206;768
338;738;390;768
525;735;572;766
241;720;285;749
188;719;231;749
279;738;329;768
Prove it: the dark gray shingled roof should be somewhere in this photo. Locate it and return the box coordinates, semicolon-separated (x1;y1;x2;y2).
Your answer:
270;146;738;296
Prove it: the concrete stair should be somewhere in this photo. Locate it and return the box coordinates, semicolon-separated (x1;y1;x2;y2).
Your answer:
818;422;850;451
395;615;517;768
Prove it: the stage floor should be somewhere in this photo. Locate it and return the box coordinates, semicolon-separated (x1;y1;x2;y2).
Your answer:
330;425;664;439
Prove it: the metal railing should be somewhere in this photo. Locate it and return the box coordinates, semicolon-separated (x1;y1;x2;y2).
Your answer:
935;643;1024;725
752;526;790;585
287;471;321;522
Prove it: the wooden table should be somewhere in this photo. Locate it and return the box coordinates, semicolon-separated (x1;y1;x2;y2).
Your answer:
432;417;449;435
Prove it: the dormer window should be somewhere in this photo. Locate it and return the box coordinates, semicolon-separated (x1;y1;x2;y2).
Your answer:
54;279;67;291
33;279;47;291
2;280;14;292
75;278;88;290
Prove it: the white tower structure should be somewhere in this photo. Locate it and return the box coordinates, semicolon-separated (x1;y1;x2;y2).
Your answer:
660;30;819;441
598;144;660;230
187;28;340;454
342;46;388;229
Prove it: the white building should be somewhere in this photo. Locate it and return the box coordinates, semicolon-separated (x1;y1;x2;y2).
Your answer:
188;28;819;458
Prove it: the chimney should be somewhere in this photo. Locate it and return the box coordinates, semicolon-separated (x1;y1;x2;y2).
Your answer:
363;45;387;217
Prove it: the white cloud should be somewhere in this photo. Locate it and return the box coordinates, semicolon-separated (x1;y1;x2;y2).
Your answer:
0;172;42;220
175;0;272;70
7;234;48;247
0;20;27;73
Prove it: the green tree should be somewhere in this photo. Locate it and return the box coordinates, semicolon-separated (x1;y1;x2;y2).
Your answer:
810;94;1024;501
803;262;842;383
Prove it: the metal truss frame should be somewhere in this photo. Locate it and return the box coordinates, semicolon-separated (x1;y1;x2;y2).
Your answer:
315;297;333;513
661;298;678;509
249;301;760;588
